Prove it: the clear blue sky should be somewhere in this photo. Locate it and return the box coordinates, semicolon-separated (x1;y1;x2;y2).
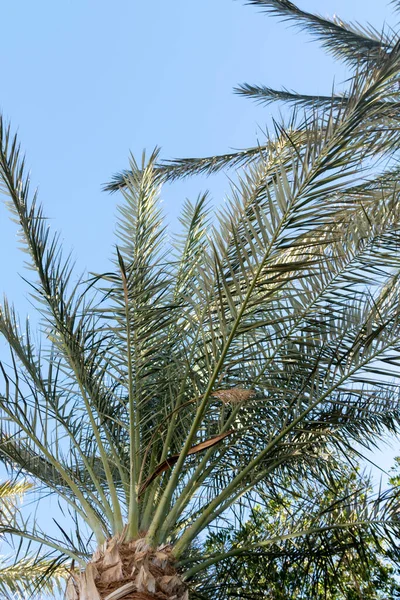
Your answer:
0;0;397;525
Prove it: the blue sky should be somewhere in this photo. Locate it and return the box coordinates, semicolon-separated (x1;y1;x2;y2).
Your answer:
0;0;398;537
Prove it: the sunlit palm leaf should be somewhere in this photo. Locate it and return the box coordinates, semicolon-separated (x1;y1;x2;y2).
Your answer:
0;554;67;599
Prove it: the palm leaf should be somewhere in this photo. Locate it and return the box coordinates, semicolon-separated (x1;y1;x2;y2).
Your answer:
235;83;349;109
0;554;67;599
246;0;393;67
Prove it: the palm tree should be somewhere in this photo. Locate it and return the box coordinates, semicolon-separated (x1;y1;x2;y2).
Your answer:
1;2;400;599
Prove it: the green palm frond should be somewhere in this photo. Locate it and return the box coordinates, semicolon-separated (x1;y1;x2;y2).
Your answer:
173;193;212;299
235;83;349;109
391;0;400;13
104;146;267;191
104;135;302;191
107;55;400;192
158;46;400;553
246;0;393;67
0;120;125;542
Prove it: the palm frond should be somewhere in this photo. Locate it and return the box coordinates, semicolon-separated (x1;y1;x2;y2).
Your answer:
160;45;400;554
0;553;68;599
0;118;123;541
185;484;400;577
0;480;32;502
168;194;213;321
104;128;313;190
104;146;269;191
391;0;400;14
246;0;393;67
235;83;349;109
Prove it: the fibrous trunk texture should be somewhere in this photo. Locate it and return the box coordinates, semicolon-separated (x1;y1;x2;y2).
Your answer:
66;535;188;600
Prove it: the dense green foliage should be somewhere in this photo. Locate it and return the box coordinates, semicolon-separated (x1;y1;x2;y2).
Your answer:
204;466;400;599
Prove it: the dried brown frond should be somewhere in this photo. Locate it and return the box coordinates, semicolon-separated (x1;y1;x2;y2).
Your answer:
212;388;256;404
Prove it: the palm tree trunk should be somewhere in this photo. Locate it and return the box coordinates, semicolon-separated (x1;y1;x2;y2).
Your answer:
66;535;188;600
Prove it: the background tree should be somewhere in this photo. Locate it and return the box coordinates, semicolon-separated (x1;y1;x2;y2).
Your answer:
202;463;400;599
1;1;400;599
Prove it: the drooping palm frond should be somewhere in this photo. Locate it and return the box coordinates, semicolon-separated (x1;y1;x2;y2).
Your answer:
0;120;127;545
104;130;306;191
234;83;349;109
246;0;393;67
